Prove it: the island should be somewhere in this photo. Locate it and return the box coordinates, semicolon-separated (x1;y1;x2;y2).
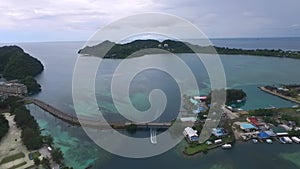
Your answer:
78;39;300;59
0;45;44;95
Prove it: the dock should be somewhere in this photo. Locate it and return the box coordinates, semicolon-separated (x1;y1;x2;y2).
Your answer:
259;87;300;105
24;97;172;129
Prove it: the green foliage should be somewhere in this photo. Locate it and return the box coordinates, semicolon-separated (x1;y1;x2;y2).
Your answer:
79;39;300;59
263;117;278;125
21;127;43;150
226;89;247;103
0;46;44;80
249;108;276;116
51;148;64;165
288;130;300;136
0;152;25;164
33;157;41;165
43;135;54;145
281;114;299;125
61;167;74;169
21;76;41;95
12;103;43;150
0;114;9;141
207;89;246;104
41;157;50;167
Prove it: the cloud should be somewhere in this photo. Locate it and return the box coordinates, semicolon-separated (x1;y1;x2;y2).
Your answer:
0;0;300;42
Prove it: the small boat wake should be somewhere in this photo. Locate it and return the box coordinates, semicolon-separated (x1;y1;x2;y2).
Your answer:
150;128;157;144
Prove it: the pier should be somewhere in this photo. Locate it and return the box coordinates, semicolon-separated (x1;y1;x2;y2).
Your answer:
24;97;172;129
259;87;300;105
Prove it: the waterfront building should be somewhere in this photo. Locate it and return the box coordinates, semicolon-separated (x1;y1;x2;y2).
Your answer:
239;123;258;132
0;82;27;96
183;127;199;142
247;117;264;127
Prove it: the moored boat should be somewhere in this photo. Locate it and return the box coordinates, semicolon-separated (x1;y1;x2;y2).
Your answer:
279;137;286;144
291;136;300;143
283;137;293;143
252;139;258;144
266;139;273;144
222;144;232;149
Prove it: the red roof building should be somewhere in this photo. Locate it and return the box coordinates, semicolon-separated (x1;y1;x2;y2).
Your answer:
247;117;264;127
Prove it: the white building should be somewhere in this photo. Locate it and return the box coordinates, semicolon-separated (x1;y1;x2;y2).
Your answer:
183;127;199;142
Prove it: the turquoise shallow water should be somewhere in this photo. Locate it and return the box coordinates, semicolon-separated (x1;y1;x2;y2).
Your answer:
7;39;300;168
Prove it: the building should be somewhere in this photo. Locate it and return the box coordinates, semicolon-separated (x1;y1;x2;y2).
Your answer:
212;128;228;137
0;82;27;96
247;117;264;127
239;123;257;132
183;127;199;142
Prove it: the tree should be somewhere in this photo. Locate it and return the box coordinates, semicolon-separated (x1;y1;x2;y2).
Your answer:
0;114;9;141
33;157;41;165
21;76;41;95
51;148;64;165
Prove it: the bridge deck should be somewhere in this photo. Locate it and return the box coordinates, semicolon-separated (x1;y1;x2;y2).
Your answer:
25;98;172;129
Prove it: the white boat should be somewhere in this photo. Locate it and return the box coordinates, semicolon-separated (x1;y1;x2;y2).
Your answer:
252;139;258;144
279;137;286;144
283;137;293;143
291;136;300;143
266;139;273;144
222;144;232;149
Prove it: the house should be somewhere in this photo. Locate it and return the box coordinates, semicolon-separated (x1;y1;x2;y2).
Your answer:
239;123;257;132
247;117;264;127
183;127;199;142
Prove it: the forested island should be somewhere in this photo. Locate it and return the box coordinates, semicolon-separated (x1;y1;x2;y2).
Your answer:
0;46;44;95
78;39;300;59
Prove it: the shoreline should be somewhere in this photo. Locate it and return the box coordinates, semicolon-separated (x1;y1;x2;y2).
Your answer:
259;86;300;105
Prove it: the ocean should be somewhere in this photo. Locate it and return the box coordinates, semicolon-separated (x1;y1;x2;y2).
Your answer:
2;37;300;169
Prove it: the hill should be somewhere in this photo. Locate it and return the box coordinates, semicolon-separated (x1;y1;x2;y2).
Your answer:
78;39;300;59
0;46;44;80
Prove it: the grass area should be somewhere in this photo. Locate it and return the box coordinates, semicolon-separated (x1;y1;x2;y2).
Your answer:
184;143;210;155
0;152;25;164
184;134;235;156
7;162;27;169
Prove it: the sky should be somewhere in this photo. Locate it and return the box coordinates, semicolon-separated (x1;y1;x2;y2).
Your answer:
1;0;300;42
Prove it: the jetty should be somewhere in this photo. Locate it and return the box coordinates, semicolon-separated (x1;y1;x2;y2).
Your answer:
259;87;300;104
24;97;172;129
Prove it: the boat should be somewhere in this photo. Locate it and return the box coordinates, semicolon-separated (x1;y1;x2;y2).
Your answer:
283;137;293;143
252;139;258;144
222;144;232;149
279;137;286;144
291;136;300;143
266;139;273;144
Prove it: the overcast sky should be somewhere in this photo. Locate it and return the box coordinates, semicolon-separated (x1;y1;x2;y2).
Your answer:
1;0;300;42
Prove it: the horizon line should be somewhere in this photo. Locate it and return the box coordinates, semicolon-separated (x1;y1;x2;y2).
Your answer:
1;36;300;44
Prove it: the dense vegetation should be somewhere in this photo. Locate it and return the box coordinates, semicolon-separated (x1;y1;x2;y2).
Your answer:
51;148;64;165
21;76;42;95
0;114;9;141
249;108;276;117
79;39;300;59
13;105;43;150
0;45;44;95
207;89;247;105
0;46;44;79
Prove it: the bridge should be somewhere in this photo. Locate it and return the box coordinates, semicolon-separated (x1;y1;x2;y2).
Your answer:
24;97;172;129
